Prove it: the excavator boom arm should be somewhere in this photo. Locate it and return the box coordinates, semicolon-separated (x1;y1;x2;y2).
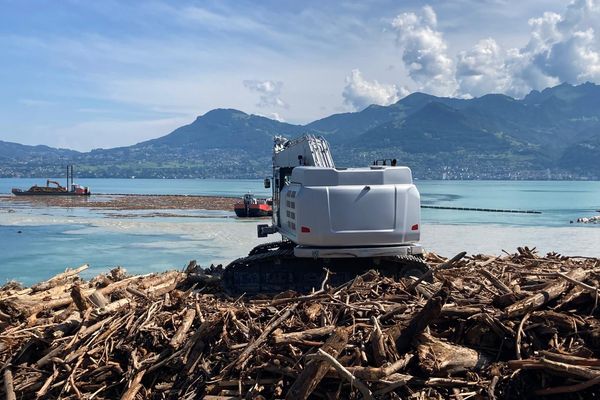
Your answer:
46;180;64;189
272;135;335;169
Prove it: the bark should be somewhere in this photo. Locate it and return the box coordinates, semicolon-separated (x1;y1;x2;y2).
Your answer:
169;308;196;349
70;284;89;312
505;268;587;317
391;285;450;354
272;326;335;345
286;327;350;400
3;368;16;400
416;333;490;375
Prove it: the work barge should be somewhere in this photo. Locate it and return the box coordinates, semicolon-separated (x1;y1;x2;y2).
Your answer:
1;247;600;399
11;165;90;196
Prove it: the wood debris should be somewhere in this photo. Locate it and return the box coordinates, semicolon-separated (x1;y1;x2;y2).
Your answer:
1;247;600;399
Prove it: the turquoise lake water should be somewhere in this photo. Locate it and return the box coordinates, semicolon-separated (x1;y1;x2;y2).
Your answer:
1;178;599;285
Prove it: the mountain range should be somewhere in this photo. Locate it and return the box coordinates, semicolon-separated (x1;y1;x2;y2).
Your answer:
2;82;600;180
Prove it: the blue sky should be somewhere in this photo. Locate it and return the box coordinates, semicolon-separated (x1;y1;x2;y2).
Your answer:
1;0;597;151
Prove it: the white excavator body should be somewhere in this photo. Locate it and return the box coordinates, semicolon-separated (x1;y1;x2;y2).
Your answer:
259;135;423;258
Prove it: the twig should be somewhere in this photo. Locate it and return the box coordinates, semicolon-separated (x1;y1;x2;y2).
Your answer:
534;374;600;395
515;312;530;360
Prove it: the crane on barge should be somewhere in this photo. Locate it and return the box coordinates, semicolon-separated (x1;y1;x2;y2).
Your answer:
11;165;91;196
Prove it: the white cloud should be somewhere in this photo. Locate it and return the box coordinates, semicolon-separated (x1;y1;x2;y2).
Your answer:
383;1;600;99
456;38;512;96
243;79;288;108
519;1;600;89
342;69;403;110
454;0;600;97
391;6;458;97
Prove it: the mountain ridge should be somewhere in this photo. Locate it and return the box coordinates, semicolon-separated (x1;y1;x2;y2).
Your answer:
2;82;600;179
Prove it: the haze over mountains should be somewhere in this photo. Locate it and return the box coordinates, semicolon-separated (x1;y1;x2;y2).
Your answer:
1;82;599;180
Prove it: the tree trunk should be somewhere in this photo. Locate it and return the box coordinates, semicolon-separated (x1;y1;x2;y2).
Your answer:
417;333;490;375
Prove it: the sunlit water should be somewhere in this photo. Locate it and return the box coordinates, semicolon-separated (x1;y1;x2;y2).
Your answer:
1;178;599;285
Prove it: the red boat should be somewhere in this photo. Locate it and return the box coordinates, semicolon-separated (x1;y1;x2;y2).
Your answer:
234;194;272;217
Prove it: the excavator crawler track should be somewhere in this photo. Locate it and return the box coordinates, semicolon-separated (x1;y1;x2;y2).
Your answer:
248;240;293;256
222;243;431;295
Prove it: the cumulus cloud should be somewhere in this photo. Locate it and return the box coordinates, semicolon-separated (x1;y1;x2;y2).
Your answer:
389;1;600;99
456;38;511;97
242;79;288;108
500;0;600;96
342;69;405;110
391;6;458;97
269;112;284;122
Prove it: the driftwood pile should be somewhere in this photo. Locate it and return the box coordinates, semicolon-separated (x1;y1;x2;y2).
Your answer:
1;247;600;399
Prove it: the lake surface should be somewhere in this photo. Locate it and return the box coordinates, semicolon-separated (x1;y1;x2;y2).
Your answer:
1;178;599;285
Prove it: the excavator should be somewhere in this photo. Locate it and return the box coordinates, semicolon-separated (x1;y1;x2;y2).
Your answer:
222;135;429;294
46;180;66;190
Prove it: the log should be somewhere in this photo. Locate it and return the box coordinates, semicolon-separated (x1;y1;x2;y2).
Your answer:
145;279;179;297
416;333;490;375
531;310;586;330
286;327;350;400
31;264;88;292
88;290;109;308
535;375;600;396
70;285;89;312
508;358;600;380
441;304;483;317
97;298;132;315
169;308;196;349
98;273;153;295
505;268;587;317
137;271;180;290
120;369;145;400
272;326;335;345
539;351;600;367
3;368;16;400
391;285;450;354
343;354;413;381
555;271;599;295
370;317;387;367
479;268;512;294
